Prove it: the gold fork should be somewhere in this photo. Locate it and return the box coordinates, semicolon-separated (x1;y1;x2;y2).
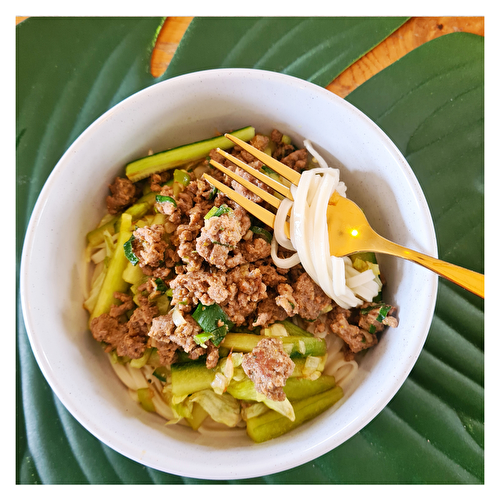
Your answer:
203;133;484;298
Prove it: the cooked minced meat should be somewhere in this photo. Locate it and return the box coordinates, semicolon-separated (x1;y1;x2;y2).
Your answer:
290;272;332;320
148;309;204;358
358;302;398;332
90;128;398;372
106;176;140;215
169;270;229;310
241;337;295;401
90;292;156;359
195;206;251;270
222;266;267;326
132;224;168;270
329;306;379;355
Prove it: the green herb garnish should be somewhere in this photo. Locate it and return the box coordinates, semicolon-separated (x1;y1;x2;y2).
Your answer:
250;226;273;244
155;194;177;207
123;235;139;266
154;278;168;294
204;204;233;219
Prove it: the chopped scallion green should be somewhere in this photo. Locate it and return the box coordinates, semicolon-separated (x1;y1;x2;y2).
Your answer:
250;226;273;244
156;194;177;207
154;278;168;293
204;204;233;219
123;235;139;266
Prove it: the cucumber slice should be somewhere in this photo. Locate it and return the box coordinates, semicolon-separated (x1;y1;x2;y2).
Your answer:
171;359;217;397
221;334;327;358
246;386;343;443
125;126;256;182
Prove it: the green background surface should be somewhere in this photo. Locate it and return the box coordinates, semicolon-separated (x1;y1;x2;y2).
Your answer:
16;17;484;484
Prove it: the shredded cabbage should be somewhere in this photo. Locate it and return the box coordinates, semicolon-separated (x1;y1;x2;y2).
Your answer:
189;390;241;427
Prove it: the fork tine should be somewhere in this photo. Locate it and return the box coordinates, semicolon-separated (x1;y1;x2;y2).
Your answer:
203;173;290;239
215;148;293;201
225;133;302;186
203;174;276;229
209;159;281;209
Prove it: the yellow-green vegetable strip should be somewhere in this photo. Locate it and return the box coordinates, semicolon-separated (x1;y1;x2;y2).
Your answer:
221;333;327;357
125;126;255;182
283;375;336;401
246;386;344;443
89;213;133;321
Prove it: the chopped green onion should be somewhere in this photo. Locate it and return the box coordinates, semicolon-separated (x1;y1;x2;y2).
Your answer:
173;169;191;186
156;194;177;207
209;186;218;200
204;204;233;219
368;325;377;334
192;303;234;347
261;165;276;176
194;332;213;348
211;240;235;248
152;366;169;382
376;305;392;323
154;278;168;294
360;304;381;314
250;226;272;244
123;235;139;266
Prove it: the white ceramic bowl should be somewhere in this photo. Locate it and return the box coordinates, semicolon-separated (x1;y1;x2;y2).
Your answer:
20;69;438;480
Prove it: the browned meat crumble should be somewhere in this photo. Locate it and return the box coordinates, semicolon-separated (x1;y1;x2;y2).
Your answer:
241;337;295;401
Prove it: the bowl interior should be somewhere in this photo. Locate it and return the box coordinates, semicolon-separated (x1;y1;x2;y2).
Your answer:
20;69;437;480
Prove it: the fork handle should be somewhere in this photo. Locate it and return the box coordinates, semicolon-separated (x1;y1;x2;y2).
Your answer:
375;237;484;298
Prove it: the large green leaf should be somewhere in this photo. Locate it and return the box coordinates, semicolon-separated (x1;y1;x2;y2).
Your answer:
16;18;483;484
165;17;409;86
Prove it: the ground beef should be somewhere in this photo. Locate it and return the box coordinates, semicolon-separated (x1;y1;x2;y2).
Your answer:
357;302;398;332
91;129;397;378
152;338;179;366
329;306;378;355
275;283;298;316
239;236;272;262
132;224;168;269
205;341;220;370
148;309;204;361
196;207;250;270
149;171;171;192
222;265;267;326
241;337;295;401
258;264;288;287
175;207;206;272
253;294;289;328
106;177;140;215
230;165;273;204
270;129;283;144
328;302;397;358
89;292;155;359
291;272;332;320
90;314;128;353
168;269;228;310
281;148;308;172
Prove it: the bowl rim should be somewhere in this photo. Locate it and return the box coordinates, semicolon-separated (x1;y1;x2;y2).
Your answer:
20;68;438;480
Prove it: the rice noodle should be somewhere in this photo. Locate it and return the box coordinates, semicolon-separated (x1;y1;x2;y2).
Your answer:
270;140;381;308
